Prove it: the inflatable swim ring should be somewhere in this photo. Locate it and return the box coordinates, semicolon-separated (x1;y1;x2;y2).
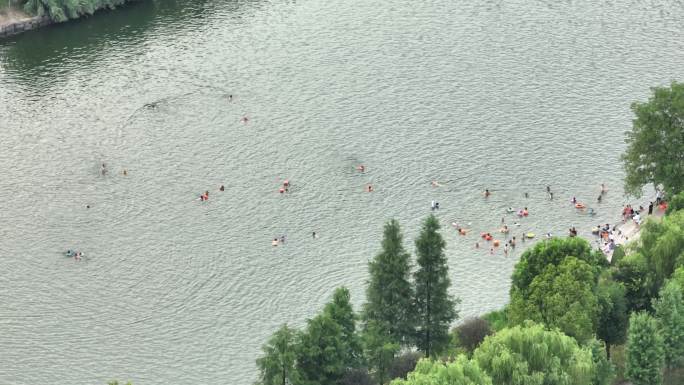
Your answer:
575;203;586;209
591;227;599;234
526;233;535;239
523;210;529;216
493;240;500;247
485;235;493;241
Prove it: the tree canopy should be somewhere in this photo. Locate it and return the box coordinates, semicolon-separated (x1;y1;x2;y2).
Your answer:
390;356;493;385
626;312;665;385
256;325;300;385
622;81;684;197
472;322;610;385
363;219;415;347
653;279;684;368
413;215;459;357
509;256;600;343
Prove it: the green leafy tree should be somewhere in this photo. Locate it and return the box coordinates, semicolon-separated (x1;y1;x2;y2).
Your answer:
597;280;628;359
473;322;610;385
509;256;599;343
626;312;665;385
638;210;684;290
413;215;459;357
390;356;493;385
296;312;349;385
511;237;605;294
363;219;415;346
622;82;684;197
653;279;684;368
363;320;399;385
613;252;656;313
323;287;363;368
256;325;300;385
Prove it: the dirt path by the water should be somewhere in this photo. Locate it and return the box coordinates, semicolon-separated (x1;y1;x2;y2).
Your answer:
0;6;33;29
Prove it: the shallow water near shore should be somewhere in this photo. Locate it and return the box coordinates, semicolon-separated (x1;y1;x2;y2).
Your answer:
1;1;683;384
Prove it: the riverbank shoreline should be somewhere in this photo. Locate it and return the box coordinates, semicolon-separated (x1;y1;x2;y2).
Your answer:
0;7;50;38
0;1;139;39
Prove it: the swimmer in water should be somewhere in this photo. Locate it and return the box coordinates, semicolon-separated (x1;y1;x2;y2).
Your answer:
484;189;491;197
228;95;233;101
122;169;128;176
597;194;602;203
272;238;278;246
280;235;286;244
86;205;90;209
312;231;317;239
101;163;107;176
241;116;249;123
367;185;373;192
220;185;225;192
356;165;365;172
572;196;577;204
431;180;441;187
524;192;529;198
601;183;607;194
475;242;479;249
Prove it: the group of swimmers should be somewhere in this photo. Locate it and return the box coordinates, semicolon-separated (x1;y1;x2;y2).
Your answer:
272;235;286;246
278;180;291;194
65;250;84;261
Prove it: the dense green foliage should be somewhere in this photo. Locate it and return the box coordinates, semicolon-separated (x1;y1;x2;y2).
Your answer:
256;325;300;385
22;0;132;22
626;312;665;385
363;219;415;347
621;82;684;197
509;250;602;342
323;287;363;368
362;320;399;385
666;192;684;215
473;322;612;385
390;356;493;385
511;237;605;293
596;280;628;358
653;280;684;368
613;252;655;313
413;215;459;357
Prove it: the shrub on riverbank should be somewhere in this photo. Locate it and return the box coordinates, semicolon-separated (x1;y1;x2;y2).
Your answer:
22;0;132;22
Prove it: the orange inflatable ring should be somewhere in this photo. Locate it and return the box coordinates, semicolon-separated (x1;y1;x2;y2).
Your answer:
575;203;586;209
493;240;500;247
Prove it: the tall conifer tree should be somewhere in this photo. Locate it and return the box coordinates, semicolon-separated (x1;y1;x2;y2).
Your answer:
363;219;415;346
413;215;458;357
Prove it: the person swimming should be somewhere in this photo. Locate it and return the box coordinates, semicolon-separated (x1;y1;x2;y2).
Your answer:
312;231;317;239
122;169;128;176
272;239;278;246
597;194;602;203
241;116;249;123
220;185;225;192
280;235;286;244
572;196;577;204
101;163;107;176
357;165;365;172
367;185;373;192
431;180;441;187
484;189;491;197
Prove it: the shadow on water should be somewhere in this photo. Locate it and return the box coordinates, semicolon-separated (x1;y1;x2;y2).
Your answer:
0;0;256;88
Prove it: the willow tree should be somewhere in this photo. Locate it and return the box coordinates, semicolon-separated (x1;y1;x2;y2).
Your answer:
23;0;129;22
622;82;684;197
413;215;459;357
363;219;415;347
390;356;492;385
473;322;612;385
634;210;684;291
